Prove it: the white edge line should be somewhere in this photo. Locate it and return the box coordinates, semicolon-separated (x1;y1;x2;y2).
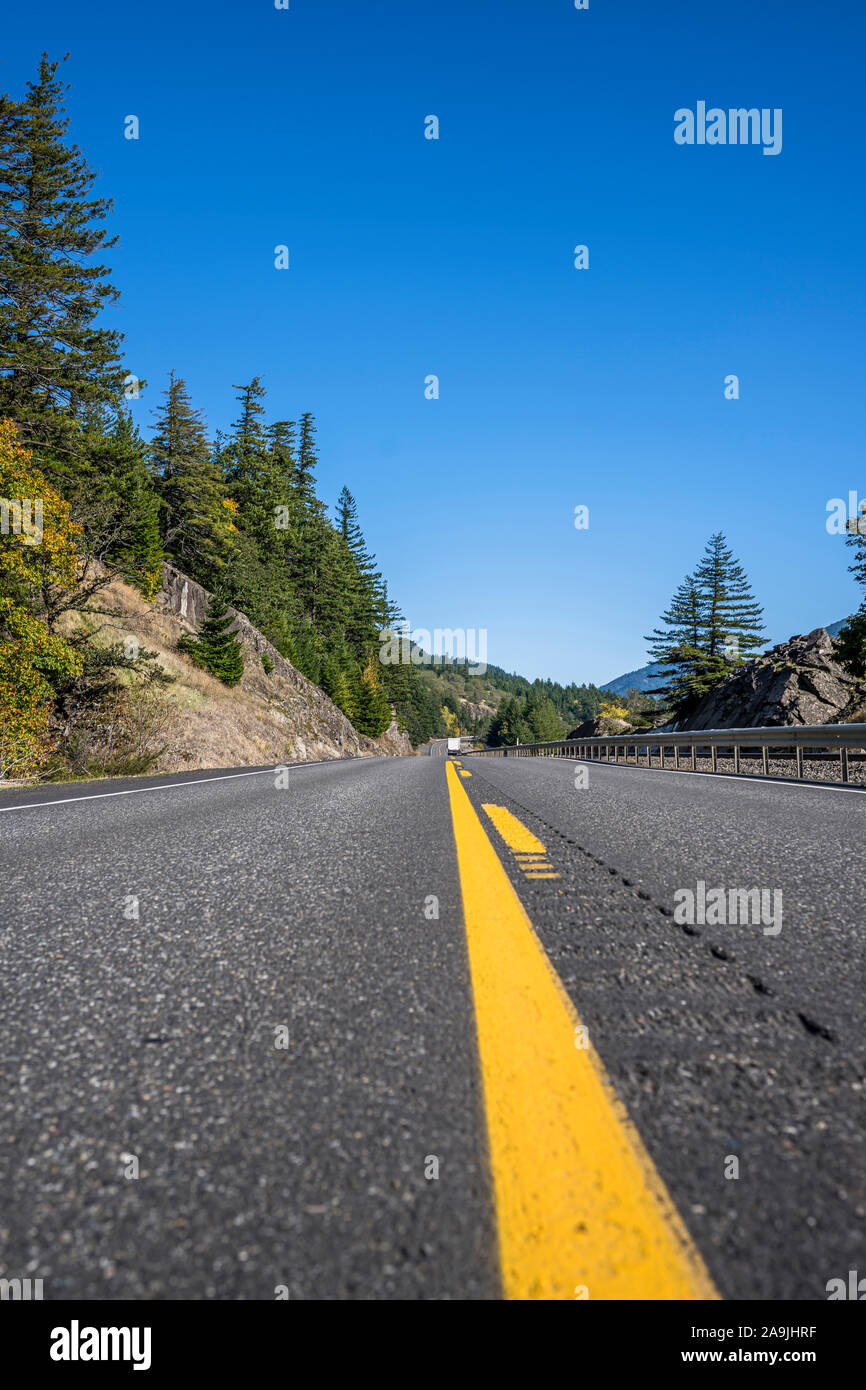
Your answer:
0;759;357;813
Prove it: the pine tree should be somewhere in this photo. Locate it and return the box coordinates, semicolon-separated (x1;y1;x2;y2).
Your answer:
178;591;244;686
644;575;704;705
488;695;530;747
217;378;298;635
288;413;330;623
335;486;383;655
0;55;127;462
834;521;866;676
646;535;765;713
229;377;267;462
84;411;163;596
694;532;765;661
524;693;565;742
356;656;392;737
150;373;233;588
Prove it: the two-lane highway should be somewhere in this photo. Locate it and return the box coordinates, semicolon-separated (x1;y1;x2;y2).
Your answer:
0;753;863;1299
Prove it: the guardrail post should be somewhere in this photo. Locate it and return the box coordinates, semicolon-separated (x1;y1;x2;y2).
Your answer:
690;743;696;771
761;745;769;776
796;745;803;779
673;744;679;769
841;747;850;783
711;745;717;773
733;744;740;774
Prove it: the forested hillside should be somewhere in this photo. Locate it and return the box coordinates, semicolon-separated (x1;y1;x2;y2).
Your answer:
413;660;617;745
0;54;446;773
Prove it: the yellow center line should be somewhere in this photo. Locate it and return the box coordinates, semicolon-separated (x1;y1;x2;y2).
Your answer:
481;806;560;880
446;762;718;1301
481;803;546;855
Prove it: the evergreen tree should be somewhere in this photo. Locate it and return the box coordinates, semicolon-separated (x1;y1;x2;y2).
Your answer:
835;610;866;678
645;575;704;705
694;532;765;660
488;695;530;747
229;377;267;461
524;692;565;742
84;411;163;596
290;413;330;622
288;614;324;685
150;373;233;588
335;485;382;655
218;379;299;635
178;591;244;686
646;534;765;713
0;55;127;463
356;656;392;737
835;519;866;677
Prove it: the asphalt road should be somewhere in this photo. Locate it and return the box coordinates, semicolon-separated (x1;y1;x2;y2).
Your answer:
0;753;863;1300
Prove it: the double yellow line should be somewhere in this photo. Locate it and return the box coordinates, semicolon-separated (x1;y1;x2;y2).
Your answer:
445;760;718;1301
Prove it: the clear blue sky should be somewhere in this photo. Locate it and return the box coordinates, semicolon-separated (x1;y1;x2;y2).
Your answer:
4;0;865;685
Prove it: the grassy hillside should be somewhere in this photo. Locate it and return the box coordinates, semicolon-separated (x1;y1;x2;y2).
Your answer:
40;573;409;783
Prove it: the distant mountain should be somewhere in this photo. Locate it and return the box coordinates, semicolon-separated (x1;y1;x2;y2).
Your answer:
600;662;667;697
600;620;850;697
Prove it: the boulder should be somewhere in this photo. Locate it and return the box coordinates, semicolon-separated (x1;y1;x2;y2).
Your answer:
566;715;634;739
677;628;866;730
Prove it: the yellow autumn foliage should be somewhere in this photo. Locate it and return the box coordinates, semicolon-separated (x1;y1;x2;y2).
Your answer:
0;418;83;779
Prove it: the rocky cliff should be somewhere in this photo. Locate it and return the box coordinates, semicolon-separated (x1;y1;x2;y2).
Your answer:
677;628;866;730
84;563;413;768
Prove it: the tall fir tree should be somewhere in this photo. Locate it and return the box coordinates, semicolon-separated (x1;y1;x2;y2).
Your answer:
289;413;330;624
218;380;301;640
150;372;233;589
646;534;765;713
645;575;704;705
694;532;765;660
0;55;127;464
335;486;383;655
83;410;164;596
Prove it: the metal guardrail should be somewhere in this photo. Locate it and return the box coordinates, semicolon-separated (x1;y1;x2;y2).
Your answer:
465;724;866;785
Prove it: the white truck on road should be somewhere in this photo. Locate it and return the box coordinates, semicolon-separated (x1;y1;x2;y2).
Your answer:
447;737;461;754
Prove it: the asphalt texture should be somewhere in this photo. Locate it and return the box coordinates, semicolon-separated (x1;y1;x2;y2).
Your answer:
1;752;864;1300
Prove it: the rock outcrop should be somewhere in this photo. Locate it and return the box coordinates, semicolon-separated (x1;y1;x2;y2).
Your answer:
158;563;411;760
677;628;866;730
566;714;634;739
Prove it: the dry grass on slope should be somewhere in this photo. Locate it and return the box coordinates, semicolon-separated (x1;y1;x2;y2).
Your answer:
58;575;401;775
